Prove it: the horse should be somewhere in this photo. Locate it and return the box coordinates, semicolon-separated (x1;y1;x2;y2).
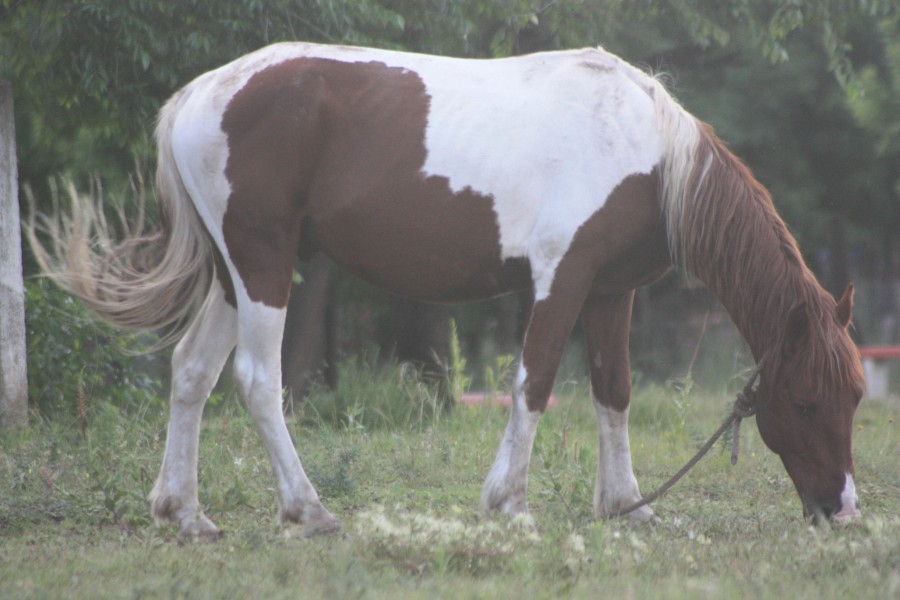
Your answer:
31;42;865;541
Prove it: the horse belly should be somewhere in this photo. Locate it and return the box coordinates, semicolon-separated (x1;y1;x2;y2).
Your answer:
312;181;531;303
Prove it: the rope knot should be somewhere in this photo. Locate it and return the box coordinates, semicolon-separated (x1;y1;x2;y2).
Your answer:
730;362;763;465
734;387;758;419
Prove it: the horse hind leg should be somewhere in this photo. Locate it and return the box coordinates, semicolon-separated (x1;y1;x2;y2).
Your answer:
228;266;340;537
149;279;236;542
582;291;657;523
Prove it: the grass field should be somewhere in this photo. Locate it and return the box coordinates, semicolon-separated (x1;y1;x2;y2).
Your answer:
1;367;898;599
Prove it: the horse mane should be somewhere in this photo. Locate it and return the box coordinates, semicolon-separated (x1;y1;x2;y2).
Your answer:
643;78;864;396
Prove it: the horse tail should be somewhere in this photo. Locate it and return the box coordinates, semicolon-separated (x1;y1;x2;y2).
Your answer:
27;89;212;348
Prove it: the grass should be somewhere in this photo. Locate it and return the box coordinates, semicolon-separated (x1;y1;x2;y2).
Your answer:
1;368;898;599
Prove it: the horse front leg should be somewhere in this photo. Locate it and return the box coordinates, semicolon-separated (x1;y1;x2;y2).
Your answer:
481;278;591;518
582;290;656;522
480;359;541;517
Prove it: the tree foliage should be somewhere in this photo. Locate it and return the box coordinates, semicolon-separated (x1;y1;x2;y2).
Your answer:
2;0;895;183
847;15;900;179
677;27;892;236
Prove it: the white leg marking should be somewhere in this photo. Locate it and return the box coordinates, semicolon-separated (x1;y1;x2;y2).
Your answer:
150;282;235;540
481;363;542;516
594;403;655;522
232;300;338;534
833;473;861;521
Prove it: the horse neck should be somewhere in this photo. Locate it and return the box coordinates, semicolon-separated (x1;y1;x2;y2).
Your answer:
677;128;833;363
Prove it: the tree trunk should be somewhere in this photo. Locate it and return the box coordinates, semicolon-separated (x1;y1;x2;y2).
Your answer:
0;79;28;427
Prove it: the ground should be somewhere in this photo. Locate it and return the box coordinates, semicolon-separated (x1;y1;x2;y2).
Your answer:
1;370;897;599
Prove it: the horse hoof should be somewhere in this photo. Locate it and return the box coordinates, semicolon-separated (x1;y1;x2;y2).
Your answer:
176;517;223;544
597;503;659;525
284;515;342;540
626;506;660;525
304;515;342;538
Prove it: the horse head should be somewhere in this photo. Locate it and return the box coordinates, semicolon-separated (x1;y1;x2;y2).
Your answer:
755;285;865;523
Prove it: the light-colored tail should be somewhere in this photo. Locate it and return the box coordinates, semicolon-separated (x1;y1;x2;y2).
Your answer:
26;91;211;348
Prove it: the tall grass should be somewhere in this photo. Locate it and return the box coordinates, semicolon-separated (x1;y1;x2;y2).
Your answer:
296;352;450;431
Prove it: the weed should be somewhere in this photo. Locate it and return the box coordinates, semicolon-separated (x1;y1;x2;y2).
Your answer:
533;424;594;524
301;353;448;431
24;279;162;420
483;353;516;400
443;319;471;404
309;448;358;500
352;506;541;576
667;373;694;431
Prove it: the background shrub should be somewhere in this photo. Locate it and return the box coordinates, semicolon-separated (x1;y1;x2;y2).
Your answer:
25;278;163;421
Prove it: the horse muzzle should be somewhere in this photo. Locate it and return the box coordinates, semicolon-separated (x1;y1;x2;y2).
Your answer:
804;472;861;524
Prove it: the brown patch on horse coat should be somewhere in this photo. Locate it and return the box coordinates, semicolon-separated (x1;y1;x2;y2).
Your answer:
219;58;530;308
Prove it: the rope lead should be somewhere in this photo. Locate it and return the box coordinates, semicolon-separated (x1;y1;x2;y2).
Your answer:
608;360;763;518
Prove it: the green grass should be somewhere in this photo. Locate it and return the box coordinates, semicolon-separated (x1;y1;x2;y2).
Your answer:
1;371;898;599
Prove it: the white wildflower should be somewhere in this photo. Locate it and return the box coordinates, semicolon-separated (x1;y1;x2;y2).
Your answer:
563;533;589;572
352;508;545;572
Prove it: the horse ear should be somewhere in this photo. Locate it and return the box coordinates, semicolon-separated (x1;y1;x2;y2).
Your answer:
835;283;854;328
783;301;810;358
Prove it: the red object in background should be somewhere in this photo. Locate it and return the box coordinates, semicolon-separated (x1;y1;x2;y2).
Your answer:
459;393;558;408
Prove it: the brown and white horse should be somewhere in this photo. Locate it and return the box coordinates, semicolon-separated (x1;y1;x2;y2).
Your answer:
36;43;865;540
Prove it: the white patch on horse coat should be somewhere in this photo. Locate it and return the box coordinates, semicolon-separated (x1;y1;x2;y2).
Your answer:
594;403;653;520
481;362;541;514
834;473;861;521
413;54;663;300
167;43;665;305
230;298;330;522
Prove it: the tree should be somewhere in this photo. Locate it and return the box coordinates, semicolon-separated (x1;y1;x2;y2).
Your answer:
0;78;27;426
847;14;900;342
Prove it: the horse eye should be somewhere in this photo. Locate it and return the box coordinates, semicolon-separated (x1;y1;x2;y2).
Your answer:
793;403;816;418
